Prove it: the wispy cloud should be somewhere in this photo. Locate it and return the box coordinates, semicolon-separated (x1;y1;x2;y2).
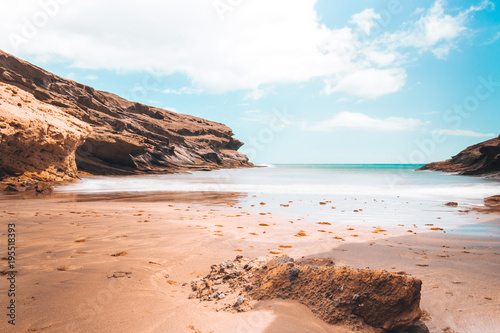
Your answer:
349;8;381;35
485;29;500;45
433;129;496;137
162;87;203;95
240;110;266;123
244;87;273;101
302;112;421;132
84;74;98;80
324;68;407;99
380;0;495;59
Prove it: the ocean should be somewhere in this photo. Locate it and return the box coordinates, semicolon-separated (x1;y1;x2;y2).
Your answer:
56;164;500;235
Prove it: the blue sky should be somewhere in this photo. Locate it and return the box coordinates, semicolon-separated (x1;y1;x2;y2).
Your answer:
1;0;499;164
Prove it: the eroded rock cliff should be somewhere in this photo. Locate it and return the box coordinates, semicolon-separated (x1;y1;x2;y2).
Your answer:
0;83;90;182
419;136;500;177
0;50;251;183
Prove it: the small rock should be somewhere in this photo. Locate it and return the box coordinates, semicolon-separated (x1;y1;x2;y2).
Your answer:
276;256;294;265
445;202;458;207
235;297;246;306
35;183;53;194
403;320;430;333
289;267;300;281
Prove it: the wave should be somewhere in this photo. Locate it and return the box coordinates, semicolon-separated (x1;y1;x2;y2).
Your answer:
55;177;498;203
255;163;276;168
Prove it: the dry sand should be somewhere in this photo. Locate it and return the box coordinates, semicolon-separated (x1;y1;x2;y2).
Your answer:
0;192;499;333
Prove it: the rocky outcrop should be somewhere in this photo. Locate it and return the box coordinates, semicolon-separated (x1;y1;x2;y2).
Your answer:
190;256;425;332
419;136;500;177
0;49;251;181
0;83;90;182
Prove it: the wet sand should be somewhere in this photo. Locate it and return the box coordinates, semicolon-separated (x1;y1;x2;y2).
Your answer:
0;194;499;333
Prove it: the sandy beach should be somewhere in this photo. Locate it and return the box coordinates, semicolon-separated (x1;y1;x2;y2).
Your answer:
1;192;499;333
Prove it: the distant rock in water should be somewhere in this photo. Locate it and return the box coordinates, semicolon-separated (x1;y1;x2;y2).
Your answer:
419;135;500;177
0;50;251;183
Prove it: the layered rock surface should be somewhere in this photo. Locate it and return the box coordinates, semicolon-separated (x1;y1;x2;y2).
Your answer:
419;136;500;177
0;49;251;181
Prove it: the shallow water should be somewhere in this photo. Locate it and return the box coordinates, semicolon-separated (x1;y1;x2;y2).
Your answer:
56;165;500;235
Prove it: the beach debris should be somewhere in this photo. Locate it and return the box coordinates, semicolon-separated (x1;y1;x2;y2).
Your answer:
189;255;425;332
107;271;132;278
259;202;266;205
294;231;308;237
445;202;458;207
187;325;214;333
485;195;500;207
317;222;331;225
110;251;128;257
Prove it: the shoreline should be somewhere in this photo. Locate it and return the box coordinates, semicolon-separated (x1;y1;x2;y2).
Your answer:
0;193;499;332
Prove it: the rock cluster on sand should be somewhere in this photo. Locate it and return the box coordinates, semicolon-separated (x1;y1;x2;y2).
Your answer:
190;256;427;332
419;135;500;177
0;49;251;185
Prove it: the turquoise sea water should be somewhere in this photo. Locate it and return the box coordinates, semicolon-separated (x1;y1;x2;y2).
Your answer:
56;164;500;235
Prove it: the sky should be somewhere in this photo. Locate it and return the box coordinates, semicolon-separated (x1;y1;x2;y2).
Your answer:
1;0;499;164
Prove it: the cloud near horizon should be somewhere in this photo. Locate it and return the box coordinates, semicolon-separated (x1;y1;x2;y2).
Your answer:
302;112;422;132
0;0;492;98
432;129;496;137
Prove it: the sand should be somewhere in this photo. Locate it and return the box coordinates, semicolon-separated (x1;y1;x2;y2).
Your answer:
0;192;499;333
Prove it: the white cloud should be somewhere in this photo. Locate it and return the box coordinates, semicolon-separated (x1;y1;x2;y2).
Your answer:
324;68;407;99
164;106;178;113
84;74;98;80
162;87;203;95
0;0;491;98
433;129;496;137
381;0;494;59
244;87;273;101
303;112;421;132
349;9;381;35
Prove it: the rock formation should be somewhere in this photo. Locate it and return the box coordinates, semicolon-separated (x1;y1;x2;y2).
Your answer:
419;136;500;177
0;49;251;184
190;256;426;332
0;83;90;183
